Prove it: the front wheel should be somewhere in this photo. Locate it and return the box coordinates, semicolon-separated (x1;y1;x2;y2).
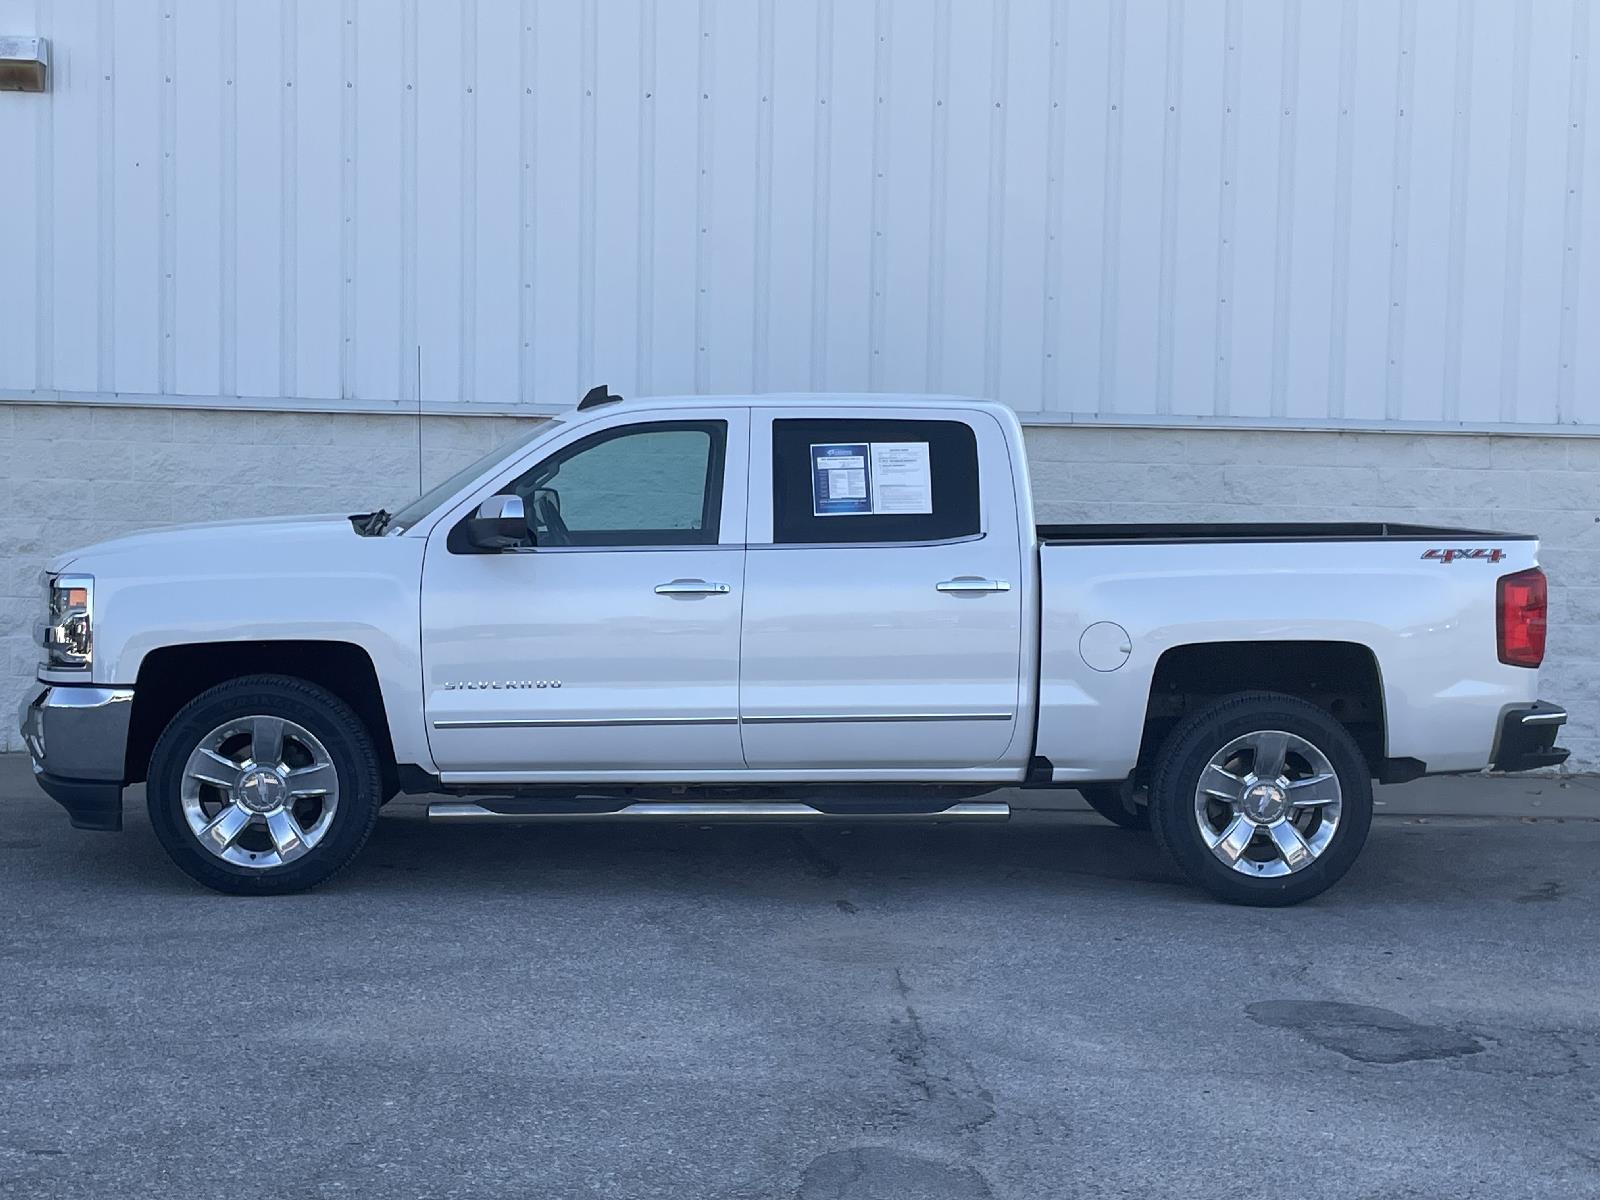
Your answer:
1147;692;1373;906
146;675;384;895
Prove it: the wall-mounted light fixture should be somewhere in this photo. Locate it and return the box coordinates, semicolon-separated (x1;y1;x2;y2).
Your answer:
0;36;48;93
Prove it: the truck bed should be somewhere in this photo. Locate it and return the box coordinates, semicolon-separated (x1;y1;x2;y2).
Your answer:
1037;522;1533;545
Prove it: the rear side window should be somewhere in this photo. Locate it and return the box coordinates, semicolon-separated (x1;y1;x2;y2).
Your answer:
771;418;981;545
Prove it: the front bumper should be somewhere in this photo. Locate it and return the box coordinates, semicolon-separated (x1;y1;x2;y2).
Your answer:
1490;701;1571;774
17;682;134;831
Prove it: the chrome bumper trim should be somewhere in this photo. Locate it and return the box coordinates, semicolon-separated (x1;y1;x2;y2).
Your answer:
18;683;135;782
1519;705;1568;726
1490;700;1570;773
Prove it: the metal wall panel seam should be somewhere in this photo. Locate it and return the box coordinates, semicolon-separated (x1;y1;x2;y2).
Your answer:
1498;0;1532;425
340;0;359;400
1325;0;1357;420
633;0;653;394
751;0;775;392
1094;0;1124;414
983;0;1011;405
1557;0;1590;425
517;0;535;401
1211;0;1242;418
280;0;297;400
1440;0;1476;422
219;1;236;397
695;0;714;392
867;0;891;391
1383;0;1417;423
1039;0;1067;410
96;0;115;393
809;0;833;390
401;0;418;407
458;0;477;404
162;0;178;394
925;0;950;393
1268;0;1301;419
34;0;53;392
1154;0;1185;416
577;0;597;390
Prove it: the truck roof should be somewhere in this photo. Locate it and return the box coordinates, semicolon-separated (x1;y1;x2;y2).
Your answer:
563;389;1015;424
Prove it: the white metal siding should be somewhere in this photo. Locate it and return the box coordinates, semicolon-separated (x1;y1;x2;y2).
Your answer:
0;0;1596;430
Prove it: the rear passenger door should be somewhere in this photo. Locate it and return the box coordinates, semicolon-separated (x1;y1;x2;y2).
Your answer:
739;408;1026;770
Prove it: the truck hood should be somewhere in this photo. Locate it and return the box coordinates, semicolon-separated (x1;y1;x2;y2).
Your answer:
48;514;368;574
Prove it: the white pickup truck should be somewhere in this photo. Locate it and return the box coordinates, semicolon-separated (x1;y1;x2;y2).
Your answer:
20;392;1569;904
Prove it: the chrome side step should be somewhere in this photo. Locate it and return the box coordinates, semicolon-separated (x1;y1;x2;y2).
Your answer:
426;800;1011;824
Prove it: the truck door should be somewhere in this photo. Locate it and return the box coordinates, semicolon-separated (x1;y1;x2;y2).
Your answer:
421;410;749;778
739;408;1026;770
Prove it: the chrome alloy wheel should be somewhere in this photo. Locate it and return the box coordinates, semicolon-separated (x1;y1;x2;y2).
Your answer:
1192;729;1342;878
180;715;340;869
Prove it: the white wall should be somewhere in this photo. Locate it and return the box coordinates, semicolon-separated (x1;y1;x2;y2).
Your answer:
1;0;1598;430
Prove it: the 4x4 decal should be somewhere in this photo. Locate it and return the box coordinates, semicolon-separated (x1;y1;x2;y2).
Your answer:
1422;548;1506;563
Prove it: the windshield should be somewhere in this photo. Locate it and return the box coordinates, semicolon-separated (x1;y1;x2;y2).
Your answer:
385;424;553;533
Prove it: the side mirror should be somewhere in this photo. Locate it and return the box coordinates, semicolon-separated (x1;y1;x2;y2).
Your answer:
464;494;529;550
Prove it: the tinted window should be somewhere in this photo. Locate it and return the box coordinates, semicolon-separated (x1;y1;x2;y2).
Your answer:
508;421;725;547
772;418;980;545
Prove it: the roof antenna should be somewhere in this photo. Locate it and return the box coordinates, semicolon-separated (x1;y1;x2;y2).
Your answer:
577;383;623;411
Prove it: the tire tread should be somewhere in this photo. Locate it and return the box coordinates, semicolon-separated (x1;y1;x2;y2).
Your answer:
146;674;383;895
1147;690;1373;906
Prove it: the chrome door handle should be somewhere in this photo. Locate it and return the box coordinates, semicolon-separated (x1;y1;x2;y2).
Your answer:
655;579;731;596
936;577;1011;593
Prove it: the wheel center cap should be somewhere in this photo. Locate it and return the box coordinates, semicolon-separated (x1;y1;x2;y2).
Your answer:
237;768;288;813
1242;781;1288;822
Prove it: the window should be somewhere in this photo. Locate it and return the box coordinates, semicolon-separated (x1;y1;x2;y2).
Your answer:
771;418;981;545
503;421;726;547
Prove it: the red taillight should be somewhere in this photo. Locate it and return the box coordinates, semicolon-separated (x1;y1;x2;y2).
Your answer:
1497;567;1547;668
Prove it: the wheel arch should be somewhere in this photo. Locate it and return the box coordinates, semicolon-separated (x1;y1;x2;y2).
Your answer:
1134;640;1398;783
125;640;399;796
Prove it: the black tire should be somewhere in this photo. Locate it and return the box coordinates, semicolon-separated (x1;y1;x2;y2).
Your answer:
1077;784;1150;831
1147;691;1373;907
146;675;383;895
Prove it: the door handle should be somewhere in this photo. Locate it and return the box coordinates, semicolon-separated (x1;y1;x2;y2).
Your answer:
655;579;732;596
936;577;1011;593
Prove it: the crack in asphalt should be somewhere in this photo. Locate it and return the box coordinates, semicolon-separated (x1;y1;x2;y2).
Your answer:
887;968;997;1145
795;968;1000;1197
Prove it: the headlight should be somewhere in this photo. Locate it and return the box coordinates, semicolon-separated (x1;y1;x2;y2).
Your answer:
45;574;93;670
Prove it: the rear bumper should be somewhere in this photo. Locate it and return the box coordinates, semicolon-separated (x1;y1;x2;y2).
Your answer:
1490;701;1570;774
17;682;133;831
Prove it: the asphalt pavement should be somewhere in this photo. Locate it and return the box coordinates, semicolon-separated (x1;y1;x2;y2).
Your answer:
1;752;1597;1199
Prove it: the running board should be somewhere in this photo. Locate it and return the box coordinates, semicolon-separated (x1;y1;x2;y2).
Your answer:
427;800;1011;824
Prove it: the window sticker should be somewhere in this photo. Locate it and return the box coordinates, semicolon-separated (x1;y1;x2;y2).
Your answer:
809;441;932;516
868;442;933;515
811;443;872;515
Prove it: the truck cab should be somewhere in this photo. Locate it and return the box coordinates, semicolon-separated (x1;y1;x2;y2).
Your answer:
419;395;1035;784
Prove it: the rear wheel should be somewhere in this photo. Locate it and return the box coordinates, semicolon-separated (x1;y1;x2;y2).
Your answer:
1148;692;1372;906
1077;784;1150;831
147;675;383;895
